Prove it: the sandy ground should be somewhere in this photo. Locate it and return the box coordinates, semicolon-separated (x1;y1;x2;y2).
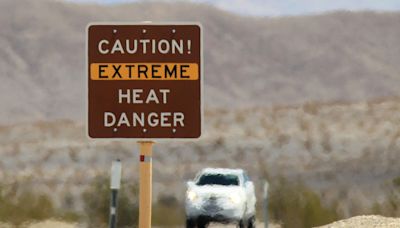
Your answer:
2;216;400;227
209;222;280;227
0;221;278;228
153;223;278;228
0;220;77;228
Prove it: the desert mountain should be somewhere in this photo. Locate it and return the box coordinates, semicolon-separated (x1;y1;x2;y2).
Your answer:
1;0;400;123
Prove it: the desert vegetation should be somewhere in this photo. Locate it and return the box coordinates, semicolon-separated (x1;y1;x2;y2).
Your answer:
0;182;79;226
1;175;399;227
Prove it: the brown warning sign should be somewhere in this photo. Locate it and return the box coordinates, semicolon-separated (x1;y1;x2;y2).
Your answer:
87;23;202;139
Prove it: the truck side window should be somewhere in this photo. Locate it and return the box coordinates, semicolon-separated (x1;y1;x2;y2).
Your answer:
243;172;250;183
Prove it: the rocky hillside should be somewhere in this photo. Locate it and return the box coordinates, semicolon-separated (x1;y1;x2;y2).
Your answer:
1;0;400;123
1;99;399;216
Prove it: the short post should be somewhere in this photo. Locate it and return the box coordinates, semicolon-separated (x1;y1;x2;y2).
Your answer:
138;141;154;228
263;181;269;228
109;159;122;228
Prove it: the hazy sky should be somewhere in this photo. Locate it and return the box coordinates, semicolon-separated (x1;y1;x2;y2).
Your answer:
66;0;400;16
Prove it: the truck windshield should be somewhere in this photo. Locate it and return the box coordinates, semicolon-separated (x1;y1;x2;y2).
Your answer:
197;174;239;186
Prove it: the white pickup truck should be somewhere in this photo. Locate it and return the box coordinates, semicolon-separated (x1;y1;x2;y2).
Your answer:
185;168;256;228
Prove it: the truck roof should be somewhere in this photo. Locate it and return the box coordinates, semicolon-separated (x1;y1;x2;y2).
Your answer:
200;168;244;175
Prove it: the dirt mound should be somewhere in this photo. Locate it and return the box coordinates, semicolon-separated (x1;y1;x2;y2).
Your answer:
318;215;400;228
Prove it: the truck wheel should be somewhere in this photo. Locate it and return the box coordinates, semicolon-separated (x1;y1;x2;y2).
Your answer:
247;216;256;228
197;218;208;228
186;218;196;228
238;219;245;228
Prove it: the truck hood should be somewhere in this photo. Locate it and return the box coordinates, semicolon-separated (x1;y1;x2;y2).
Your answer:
189;184;244;199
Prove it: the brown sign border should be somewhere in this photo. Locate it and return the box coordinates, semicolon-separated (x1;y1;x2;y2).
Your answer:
85;22;203;141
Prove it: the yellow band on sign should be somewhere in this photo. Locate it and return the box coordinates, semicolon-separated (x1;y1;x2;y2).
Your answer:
90;63;199;80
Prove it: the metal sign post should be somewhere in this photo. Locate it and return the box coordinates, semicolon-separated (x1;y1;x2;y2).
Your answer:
263;181;269;228
109;159;122;228
138;141;154;228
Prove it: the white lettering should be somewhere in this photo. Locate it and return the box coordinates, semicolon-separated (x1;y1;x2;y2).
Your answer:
145;89;159;104
159;89;170;104
132;112;145;127
148;112;159;127
97;39;189;55
118;89;130;104
140;39;150;54
111;39;124;54
171;40;183;54
158;39;170;54
98;40;109;54
174;112;185;127
117;113;130;127
126;40;137;54
160;112;171;127
132;89;143;104
104;112;116;127
104;112;185;128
